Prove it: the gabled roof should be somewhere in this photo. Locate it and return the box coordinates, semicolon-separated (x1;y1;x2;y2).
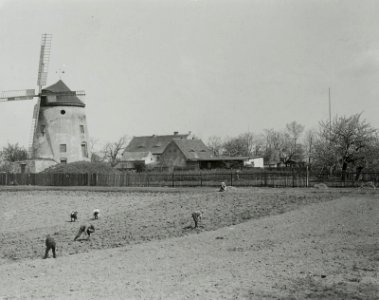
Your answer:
170;139;215;161
125;133;190;154
40;80;85;108
122;151;151;161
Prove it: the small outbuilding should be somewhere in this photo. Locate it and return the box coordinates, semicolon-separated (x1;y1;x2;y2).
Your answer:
161;139;247;171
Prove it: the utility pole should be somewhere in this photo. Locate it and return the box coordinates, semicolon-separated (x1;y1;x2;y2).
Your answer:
329;87;332;128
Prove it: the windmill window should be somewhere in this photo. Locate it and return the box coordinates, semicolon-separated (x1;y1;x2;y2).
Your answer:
80;125;85;134
60;144;67;153
81;142;88;158
60;110;66;115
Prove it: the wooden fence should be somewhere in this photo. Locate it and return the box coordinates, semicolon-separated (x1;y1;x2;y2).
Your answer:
0;170;377;188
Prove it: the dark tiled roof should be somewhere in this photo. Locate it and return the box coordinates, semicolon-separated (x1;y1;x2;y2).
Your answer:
197;156;248;161
125;134;190;154
122;151;151;161
40;80;85;107
171;139;215;160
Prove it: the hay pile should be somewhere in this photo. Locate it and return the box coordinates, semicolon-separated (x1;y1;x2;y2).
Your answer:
41;161;120;174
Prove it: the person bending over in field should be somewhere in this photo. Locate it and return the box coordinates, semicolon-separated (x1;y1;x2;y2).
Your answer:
74;224;95;241
43;235;56;259
192;211;202;228
70;211;78;222
93;209;100;220
219;182;227;192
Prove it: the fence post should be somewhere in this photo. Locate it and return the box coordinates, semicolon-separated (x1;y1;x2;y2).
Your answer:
292;168;295;187
200;171;202;187
172;173;175;187
230;170;233;186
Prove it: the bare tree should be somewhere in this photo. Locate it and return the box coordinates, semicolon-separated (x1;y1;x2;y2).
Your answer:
286;121;304;146
280;121;305;166
222;132;256;157
252;134;265;157
302;129;317;167
206;136;223;157
262;123;304;167
262;129;282;166
89;138;103;162
102;135;130;167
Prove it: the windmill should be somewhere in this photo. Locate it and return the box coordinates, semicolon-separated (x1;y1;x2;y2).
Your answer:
0;34;91;171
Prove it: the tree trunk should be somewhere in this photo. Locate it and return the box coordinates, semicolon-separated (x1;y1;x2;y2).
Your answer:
341;161;348;182
355;166;363;182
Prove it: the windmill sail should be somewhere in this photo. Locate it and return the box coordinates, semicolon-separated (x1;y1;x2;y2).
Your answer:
37;34;52;90
29;34;52;158
0;89;36;101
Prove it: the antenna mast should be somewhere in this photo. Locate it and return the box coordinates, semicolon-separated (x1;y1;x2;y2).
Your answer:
328;87;331;127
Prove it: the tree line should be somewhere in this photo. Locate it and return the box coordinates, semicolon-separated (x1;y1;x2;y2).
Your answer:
206;113;379;177
0;113;378;178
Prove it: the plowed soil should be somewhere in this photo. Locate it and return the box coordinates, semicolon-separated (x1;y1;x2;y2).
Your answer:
0;187;378;299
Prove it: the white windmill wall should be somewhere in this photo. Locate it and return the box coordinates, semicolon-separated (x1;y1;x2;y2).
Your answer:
33;106;91;163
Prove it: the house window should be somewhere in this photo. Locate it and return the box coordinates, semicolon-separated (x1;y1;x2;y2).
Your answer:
81;142;88;158
60;144;67;153
80;125;85;134
60;159;67;164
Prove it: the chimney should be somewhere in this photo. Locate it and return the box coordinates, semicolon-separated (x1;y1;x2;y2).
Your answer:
173;131;178;135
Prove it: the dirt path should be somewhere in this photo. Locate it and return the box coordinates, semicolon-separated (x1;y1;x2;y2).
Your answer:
0;191;378;299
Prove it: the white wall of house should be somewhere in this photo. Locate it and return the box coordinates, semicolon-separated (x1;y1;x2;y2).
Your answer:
244;157;264;168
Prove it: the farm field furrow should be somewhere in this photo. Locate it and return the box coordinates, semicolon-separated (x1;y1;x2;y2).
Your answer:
0;187;349;264
0;187;377;299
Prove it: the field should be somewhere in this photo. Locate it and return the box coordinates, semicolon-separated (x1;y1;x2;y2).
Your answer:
0;186;378;299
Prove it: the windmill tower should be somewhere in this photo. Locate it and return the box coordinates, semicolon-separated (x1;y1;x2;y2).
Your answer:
0;34;91;172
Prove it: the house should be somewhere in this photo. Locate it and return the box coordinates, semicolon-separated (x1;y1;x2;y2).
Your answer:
116;132;191;170
161;139;247;171
244;157;264;168
114;151;154;171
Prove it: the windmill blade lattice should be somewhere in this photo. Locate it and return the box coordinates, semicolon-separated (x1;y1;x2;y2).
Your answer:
0;89;36;102
37;34;52;90
29;34;52;157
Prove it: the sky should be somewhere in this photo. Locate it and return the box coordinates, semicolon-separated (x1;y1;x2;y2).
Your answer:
0;0;379;150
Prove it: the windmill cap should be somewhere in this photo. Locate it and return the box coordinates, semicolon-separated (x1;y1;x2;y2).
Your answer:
40;80;85;107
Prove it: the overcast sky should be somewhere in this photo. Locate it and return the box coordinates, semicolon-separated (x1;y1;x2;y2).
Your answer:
0;0;378;150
